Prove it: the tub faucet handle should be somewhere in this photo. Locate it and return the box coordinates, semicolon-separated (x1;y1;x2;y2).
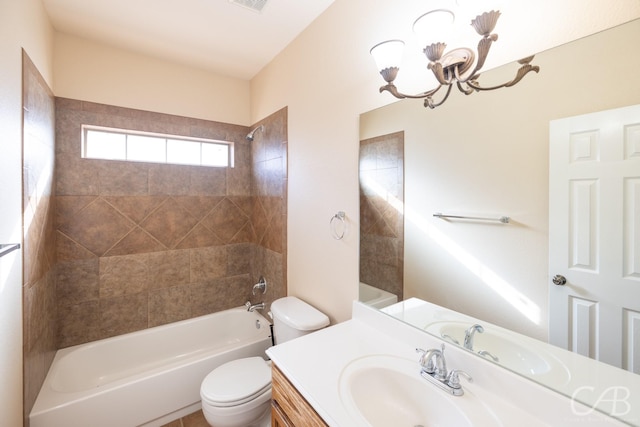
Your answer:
252;276;267;295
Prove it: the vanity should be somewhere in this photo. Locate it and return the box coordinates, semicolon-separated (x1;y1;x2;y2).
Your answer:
267;301;635;426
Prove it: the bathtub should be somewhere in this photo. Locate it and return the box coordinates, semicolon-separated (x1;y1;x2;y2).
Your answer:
30;306;272;427
358;282;398;309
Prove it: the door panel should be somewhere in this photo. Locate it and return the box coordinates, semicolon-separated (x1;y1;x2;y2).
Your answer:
549;104;640;371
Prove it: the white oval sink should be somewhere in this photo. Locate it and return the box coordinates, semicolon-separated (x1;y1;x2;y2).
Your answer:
425;321;570;387
339;354;501;427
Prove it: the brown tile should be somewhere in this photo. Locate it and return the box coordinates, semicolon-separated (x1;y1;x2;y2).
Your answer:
50;99;289;350
227;163;251;196
104;196;167;223
56;195;98;229
56;231;97;262
23;204;44;286
226;243;251;276
55;104;87;155
200;198;249;243
229;222;256;244
182;410;209;427
190;275;247;317
173;196;223;220
228;195;252;216
99;253;149;298
188;122;234;140
269;157;286;197
148;286;191;327
81;99;132;116
56;153;100;195
55;96;83;113
140;198;199;248
57;259;100;305
189;167;227;196
148;164;191;195
189;246;227;282
251;199;269;243
147;250;190;289
24;276;44;351
262;215;283;253
175;223;223;250
97;161;149;196
260;196;282;221
59;198;135;256
57;301;101;348
99;293;148;338
104;227;167;256
160;419;182;427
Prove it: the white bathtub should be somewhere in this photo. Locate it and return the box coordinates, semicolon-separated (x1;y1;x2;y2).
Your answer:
358;282;398;309
30;307;272;427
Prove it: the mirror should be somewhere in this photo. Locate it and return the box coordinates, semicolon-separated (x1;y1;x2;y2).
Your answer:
359;131;404;307
360;18;640;424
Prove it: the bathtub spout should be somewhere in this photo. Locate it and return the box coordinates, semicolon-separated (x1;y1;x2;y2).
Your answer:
245;301;265;312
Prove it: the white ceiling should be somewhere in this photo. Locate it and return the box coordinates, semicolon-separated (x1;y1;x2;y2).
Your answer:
42;0;335;80
42;0;640;83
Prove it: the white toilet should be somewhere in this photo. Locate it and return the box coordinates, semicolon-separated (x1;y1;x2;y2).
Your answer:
200;296;329;427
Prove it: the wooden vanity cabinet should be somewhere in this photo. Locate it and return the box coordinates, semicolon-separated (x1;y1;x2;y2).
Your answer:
271;364;328;427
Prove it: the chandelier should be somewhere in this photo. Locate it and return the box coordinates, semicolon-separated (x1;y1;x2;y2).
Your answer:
369;9;540;109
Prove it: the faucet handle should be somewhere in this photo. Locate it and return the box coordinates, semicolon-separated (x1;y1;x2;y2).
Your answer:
445;369;473;389
252;276;267;295
416;348;429;368
415;348;436;374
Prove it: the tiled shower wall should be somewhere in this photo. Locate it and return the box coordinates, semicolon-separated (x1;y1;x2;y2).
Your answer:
22;57;287;423
359;131;404;300
22;52;57;426
55;99;288;348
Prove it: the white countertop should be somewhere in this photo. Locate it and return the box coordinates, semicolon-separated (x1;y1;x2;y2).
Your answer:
267;301;629;427
268;318;410;426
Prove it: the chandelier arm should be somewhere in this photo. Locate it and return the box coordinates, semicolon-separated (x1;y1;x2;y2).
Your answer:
425;84;454;109
380;83;444;100
456;80;476;95
465;63;540;91
453;67;478;95
460;36;495;84
429;62;451;86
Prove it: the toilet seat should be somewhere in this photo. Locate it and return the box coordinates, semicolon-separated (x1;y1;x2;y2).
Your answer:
201;357;271;408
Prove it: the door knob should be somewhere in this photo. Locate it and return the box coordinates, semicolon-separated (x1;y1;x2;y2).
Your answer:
552;274;567;286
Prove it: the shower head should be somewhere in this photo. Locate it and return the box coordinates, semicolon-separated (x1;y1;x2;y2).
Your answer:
246;124;264;142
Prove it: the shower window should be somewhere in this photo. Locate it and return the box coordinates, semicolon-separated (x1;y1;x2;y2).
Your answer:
81;125;233;167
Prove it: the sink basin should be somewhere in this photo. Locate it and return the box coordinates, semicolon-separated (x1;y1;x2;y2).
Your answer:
339;354;501;427
425;321;570;387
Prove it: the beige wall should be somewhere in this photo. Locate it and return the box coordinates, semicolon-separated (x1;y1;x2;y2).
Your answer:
53;33;251;125
0;0;54;425
251;0;640;325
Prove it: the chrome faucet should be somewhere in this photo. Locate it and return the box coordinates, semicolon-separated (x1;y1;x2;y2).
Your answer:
463;324;484;351
245;301;265;312
417;345;447;381
416;344;472;396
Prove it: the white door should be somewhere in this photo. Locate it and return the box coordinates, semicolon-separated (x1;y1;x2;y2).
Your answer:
549;104;640;372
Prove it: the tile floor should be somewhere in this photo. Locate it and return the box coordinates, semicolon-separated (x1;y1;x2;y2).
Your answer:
161;409;209;427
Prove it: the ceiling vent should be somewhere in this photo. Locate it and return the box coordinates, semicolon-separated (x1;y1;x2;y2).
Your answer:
229;0;268;13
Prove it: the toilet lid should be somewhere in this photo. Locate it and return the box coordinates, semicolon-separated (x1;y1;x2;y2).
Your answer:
201;357;271;407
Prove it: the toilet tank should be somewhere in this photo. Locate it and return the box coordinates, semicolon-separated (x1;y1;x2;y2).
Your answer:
270;297;330;345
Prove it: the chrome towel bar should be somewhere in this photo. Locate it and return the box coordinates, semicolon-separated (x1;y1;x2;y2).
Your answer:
433;213;510;224
0;243;21;258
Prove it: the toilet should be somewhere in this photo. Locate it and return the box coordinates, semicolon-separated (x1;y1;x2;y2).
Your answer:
200;296;329;427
